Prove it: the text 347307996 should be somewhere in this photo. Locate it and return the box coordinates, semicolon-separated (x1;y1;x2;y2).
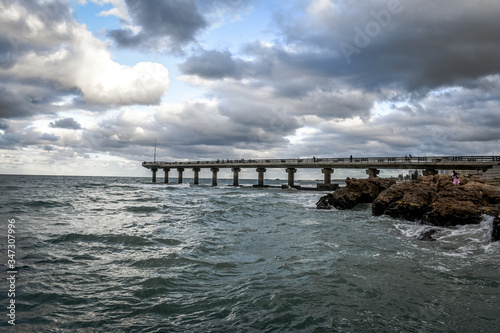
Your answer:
7;219;17;326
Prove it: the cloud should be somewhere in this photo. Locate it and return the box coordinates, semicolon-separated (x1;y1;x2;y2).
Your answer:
174;0;500;161
179;50;244;79
0;83;63;118
0;118;7;130
180;47;376;121
273;0;500;92
105;0;258;53
153;99;297;152
0;34;18;69
107;0;207;53
0;0;170;112
49;117;82;129
40;133;59;141
1;0;500;177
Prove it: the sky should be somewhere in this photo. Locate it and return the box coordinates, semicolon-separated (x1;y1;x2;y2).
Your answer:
0;0;499;179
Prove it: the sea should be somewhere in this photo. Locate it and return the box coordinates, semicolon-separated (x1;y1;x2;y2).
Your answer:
0;175;499;332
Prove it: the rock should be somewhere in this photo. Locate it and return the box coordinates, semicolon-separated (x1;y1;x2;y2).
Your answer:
316;193;334;209
317;177;396;210
372;175;500;227
372;181;433;221
415;228;438;241
493;216;500;242
317;174;500;240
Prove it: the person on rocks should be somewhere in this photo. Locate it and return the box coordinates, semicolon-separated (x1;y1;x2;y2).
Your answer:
451;170;460;185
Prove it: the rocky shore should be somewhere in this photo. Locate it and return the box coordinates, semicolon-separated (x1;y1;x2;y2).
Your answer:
316;177;396;210
317;175;500;241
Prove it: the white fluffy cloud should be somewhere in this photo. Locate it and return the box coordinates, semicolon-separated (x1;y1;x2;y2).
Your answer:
0;0;169;106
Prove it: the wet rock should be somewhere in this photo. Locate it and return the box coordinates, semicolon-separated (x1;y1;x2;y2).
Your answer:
372;175;500;227
317;177;396;210
316;193;334;209
493;216;500;242
415;228;438;241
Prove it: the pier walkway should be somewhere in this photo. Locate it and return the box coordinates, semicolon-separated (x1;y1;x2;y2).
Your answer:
142;155;500;189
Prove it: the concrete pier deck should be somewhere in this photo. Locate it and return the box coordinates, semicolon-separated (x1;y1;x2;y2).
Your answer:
142;155;500;186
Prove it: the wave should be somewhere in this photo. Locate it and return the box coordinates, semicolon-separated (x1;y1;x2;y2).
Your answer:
158;183;192;189
394;215;498;257
130;253;208;268
24;200;73;208
50;233;155;246
153;238;183;246
125;205;159;213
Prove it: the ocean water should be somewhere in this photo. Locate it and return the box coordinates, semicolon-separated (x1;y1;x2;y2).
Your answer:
0;175;499;332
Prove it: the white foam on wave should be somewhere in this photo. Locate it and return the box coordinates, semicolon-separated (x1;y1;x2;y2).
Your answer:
164;183;192;188
301;196;324;209
394;215;499;258
436;215;493;241
135;182;192;189
394;223;443;239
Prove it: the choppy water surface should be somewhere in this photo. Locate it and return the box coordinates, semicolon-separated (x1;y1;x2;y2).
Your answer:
0;175;499;332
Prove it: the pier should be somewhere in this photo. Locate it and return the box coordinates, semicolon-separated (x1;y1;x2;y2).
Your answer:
142;155;500;188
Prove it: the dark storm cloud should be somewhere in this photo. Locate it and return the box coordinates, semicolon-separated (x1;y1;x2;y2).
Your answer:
0;85;51;118
0;86;33;118
108;0;207;52
274;0;500;91
181;46;376;119
179;50;243;79
174;0;500;139
49;118;82;130
180;45;276;81
182;1;500;97
0;83;72;118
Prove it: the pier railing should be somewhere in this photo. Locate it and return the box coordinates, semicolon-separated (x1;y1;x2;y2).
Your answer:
142;155;500;185
143;155;500;169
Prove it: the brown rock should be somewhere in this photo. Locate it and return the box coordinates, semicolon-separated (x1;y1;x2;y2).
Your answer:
372;182;433;221
372;175;500;227
423;200;482;226
317;177;396;210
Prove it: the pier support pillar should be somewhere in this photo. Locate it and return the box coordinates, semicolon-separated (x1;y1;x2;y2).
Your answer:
151;168;158;183
256;168;267;187
192;167;201;185
322;168;333;184
286;168;297;187
163;168;170;184
366;168;380;179
231;167;241;186
211;167;219;186
177;168;184;184
423;169;438;176
317;168;338;190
